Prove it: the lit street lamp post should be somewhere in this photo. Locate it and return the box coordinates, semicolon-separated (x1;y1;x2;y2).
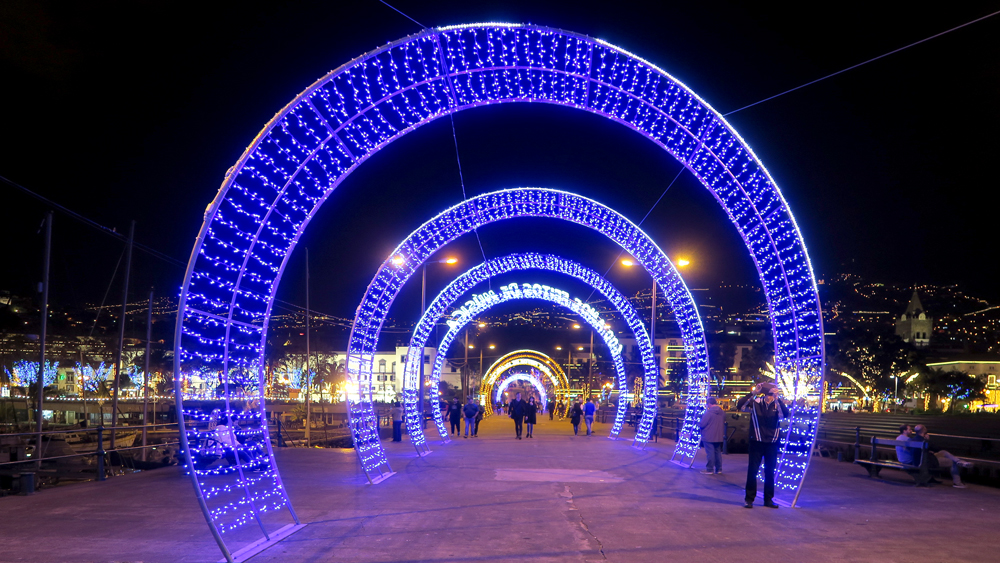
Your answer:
420;257;457;425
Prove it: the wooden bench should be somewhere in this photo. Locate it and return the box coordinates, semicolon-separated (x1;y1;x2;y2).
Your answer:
854;431;930;483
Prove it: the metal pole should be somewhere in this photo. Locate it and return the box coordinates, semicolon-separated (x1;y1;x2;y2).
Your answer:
419;265;426;424
79;348;87;425
142;287;153;461
111;220;134;449
464;328;469;402
36;211;52;469
305;248;311;447
588;329;594;399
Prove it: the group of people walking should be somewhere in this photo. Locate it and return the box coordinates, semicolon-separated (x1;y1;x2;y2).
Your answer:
446;397;484;438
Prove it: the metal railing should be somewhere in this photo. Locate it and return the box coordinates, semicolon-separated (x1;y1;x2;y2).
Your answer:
0;423;181;490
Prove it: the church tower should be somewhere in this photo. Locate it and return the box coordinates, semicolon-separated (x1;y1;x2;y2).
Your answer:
895;290;931;347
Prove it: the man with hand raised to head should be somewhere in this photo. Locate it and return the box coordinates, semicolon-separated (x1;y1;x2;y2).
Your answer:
737;382;789;509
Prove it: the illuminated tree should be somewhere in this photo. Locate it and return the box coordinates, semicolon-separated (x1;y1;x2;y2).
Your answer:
912;368;986;412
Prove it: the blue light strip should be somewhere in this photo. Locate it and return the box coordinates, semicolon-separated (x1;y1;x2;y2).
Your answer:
176;23;825;553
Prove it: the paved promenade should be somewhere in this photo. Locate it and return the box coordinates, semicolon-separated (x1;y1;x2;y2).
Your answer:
1;416;996;562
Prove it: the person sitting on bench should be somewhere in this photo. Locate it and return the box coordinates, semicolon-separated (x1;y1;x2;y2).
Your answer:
894;424;916;464
912;424;973;489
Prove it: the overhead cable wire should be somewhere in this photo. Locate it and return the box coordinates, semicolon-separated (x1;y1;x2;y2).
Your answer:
723;8;1000;116
377;0;426;29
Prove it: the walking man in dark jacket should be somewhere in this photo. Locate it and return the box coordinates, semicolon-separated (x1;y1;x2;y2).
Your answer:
737;382;789;509
508;392;526;439
462;397;479;439
699;397;725;474
448;398;462;435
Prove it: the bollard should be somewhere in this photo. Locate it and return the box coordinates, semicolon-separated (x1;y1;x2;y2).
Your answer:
18;472;35;495
96;426;106;482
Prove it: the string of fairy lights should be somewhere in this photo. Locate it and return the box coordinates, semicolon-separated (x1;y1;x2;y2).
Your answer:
176;23;823;554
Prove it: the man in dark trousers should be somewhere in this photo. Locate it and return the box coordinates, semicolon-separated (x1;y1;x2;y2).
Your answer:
546;398;556;420
448;398;462;435
508;392;526;439
737;382;789;509
462;396;479;439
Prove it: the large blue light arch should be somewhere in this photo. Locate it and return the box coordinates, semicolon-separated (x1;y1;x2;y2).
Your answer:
401;252;659;452
175;23;825;559
351;189;709;477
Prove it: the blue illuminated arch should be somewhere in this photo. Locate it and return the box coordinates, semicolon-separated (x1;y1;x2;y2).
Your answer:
411;283;626;448
402;253;657;452
479;351;569;417
175;23;825;557
495;372;548;407
349;189;708;475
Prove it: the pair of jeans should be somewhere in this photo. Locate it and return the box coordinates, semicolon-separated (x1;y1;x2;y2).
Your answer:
464;416;475;436
392;420;402;442
585;415;594;435
513;416;523;437
573;422;580;435
746;441;779;503
525;423;533;437
704;441;722;472
450;418;460;434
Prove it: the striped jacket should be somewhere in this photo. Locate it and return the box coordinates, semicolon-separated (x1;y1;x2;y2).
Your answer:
736;393;789;443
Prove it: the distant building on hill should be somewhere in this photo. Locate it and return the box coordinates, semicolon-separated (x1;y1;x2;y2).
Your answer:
896;290;932;348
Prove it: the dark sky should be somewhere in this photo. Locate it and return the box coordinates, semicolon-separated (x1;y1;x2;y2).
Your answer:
2;1;999;325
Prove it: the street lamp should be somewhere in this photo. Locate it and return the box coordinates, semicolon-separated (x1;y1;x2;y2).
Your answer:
620;256;691;403
419;256;458;424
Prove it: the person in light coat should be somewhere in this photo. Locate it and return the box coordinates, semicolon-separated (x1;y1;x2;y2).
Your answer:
699;397;725;474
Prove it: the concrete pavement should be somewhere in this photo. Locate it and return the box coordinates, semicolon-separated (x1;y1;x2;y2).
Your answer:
0;415;996;562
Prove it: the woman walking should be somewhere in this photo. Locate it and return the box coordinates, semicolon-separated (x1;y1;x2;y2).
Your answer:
570;400;583;435
524;396;538;438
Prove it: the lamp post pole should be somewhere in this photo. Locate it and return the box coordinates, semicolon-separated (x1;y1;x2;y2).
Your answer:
419;258;457;421
305;248;311;447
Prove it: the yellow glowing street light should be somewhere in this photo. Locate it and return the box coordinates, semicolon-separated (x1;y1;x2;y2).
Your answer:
445;257;458;264
489;344;496;350
468;344;475;349
478;322;486;328
676;258;691;267
621;258;635;267
572;323;581;329
555;346;563;351
391;255;405;266
578;346;584;351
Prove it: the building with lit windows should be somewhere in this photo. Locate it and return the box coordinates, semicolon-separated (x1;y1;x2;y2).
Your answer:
926;356;1000;409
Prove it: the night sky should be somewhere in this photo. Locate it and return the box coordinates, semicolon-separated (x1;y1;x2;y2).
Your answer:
2;1;999;326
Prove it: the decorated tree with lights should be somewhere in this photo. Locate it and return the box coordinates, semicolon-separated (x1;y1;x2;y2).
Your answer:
830;330;917;409
912;368;986;412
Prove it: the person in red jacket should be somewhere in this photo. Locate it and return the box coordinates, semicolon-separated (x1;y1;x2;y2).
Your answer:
737;382;789;509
